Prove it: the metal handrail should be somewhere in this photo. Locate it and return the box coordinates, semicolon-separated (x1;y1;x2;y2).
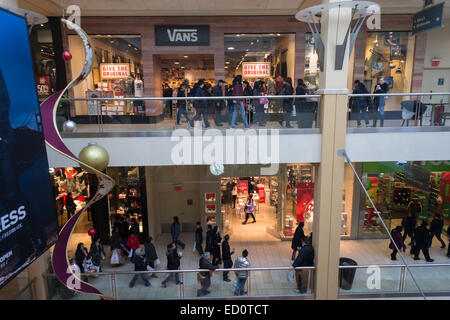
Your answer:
59;95;321;101
44;265;315;277
348;92;450;97
338;263;450;269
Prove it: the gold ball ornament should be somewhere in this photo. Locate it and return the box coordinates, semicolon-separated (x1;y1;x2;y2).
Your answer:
78;142;110;173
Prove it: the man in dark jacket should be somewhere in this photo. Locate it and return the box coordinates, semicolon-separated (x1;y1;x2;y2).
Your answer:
195;221;204;255
389;226;406;260
292;237;314;293
402;212;417;245
190;79;210;127
430;214;446;248
129;248;150;287
171;216;185;250
161;243;181;287
176;82;191;126
205;224;213;253
221;234;234;282
197;252;218;296
413;221;434;262
349;80;370;128
144;236;158;277
119;216;129;251
291;222;305;261
212;80;225;126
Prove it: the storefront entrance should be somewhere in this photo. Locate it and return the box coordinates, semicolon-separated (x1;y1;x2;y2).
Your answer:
221;176;279;239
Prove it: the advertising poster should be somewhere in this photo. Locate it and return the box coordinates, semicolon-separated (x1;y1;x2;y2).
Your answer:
296;182;314;223
237;180;248;195
441;173;450;220
0;9;58;288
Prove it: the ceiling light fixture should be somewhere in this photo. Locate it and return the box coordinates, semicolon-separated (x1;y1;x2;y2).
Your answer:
228;47;235;50
184;55;188;58
174;62;180;64
225;61;230;64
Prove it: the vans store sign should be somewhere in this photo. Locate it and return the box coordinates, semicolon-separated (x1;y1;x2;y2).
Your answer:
155;25;209;46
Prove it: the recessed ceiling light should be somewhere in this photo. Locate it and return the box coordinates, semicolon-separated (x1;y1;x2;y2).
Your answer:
277;33;281;36
184;55;188;58
174;62;180;64
128;44;131;47
237;34;240;37
181;66;185;69
228;47;235;50
40;24;44;27
224;66;228;69
225;61;230;64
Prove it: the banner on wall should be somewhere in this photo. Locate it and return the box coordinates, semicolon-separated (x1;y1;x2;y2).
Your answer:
100;63;130;79
296;182;314;223
242;62;270;78
237;180;248;195
0;8;58;289
35;76;50;97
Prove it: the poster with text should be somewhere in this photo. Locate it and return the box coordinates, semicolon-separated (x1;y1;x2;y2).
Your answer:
296;182;314;223
0;9;58;289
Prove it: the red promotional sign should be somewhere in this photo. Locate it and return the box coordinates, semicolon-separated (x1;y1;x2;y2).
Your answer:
296;182;314;223
242;62;270;78
100;63;130;79
35;76;50;96
257;186;265;203
237;181;248;195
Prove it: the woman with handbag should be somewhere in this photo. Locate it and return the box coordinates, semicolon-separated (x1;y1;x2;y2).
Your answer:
253;81;267;127
242;194;256;224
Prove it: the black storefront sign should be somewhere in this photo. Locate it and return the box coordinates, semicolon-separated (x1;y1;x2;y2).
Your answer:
155;25;210;46
412;2;445;35
403;163;431;192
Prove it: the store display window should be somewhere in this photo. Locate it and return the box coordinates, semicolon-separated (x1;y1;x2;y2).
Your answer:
224;33;295;88
30;23;57;102
357;161;450;239
68;35;144;116
304;33;320;90
107;167;146;237
364;32;414;110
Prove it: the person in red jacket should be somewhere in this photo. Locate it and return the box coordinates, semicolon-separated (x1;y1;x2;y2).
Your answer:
126;232;140;256
389;226;406;261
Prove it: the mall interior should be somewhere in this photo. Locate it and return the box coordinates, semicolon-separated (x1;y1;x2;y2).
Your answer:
1;0;450;300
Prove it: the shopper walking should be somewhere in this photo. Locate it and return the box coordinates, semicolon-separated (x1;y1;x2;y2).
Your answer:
75;243;89;273
176;82;191;126
230;75;250;129
144;236;158;277
171;216;185;250
372;77;388;127
350;80;370;128
430;214;446;248
278;77;294;128
412;221;434;262
129;218;139;236
402;211;417;245
65;192;76;221
232;184;238;208
213;80;226;126
126;232;140;257
161;242;181;287
195;221;204;256
89;236;105;272
205;224;214;254
110;226;121;252
389;226;406;261
295;79;311;128
291;222;305;262
129;248;150;288
292;237;314;294
243;80;254;125
197;252;218;297
163;83;173;118
190;79;210;128
234;249;250;296
221;234;234;282
119;216;129;255
252;80;267;127
212;225;222;266
242;194;256;224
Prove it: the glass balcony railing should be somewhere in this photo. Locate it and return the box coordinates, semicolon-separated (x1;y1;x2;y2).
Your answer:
54;95;321;134
44;266;315;300
347;92;450;129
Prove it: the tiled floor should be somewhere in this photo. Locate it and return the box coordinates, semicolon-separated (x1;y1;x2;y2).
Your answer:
51;204;450;299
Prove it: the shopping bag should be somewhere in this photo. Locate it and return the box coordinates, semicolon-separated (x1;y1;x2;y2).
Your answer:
110;250;120;265
155;258;161;266
147;265;154;276
264;103;269;110
83;259;99;273
287;269;296;284
292;106;296;117
128;249;134;258
193;243;197;253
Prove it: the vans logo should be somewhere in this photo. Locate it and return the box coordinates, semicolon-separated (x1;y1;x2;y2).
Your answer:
155;25;209;46
167;29;198;42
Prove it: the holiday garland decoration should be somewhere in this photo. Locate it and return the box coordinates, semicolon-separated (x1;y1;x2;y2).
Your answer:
40;19;114;299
